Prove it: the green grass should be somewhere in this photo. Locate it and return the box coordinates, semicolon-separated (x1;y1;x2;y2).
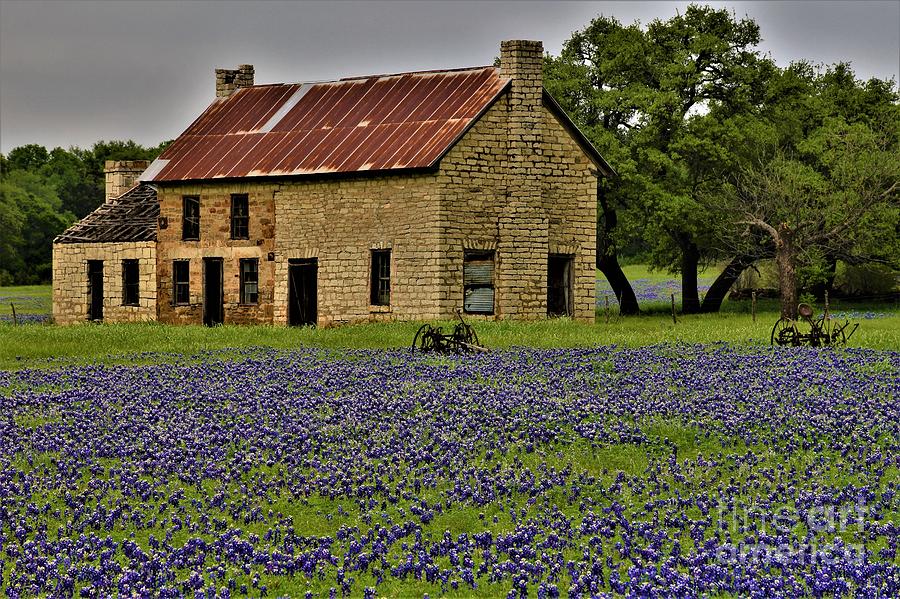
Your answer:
2;308;898;370
0;284;51;316
2;278;897;370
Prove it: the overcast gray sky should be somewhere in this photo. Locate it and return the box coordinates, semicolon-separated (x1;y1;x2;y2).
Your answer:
1;0;897;154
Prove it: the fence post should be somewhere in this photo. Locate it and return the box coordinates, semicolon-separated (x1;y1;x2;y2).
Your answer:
670;293;677;324
604;296;609;324
10;303;17;326
824;290;830;319
751;291;757;323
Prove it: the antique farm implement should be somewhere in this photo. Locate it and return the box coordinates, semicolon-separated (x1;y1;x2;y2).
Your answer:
771;303;859;347
412;310;488;353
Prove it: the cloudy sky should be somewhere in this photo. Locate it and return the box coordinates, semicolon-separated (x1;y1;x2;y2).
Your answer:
1;0;897;154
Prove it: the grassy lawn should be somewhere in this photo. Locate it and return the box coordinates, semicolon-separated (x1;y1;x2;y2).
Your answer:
1;275;897;369
2;304;898;370
0;284;51;316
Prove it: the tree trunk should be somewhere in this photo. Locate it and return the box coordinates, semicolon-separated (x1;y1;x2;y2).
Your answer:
597;182;640;315
700;254;755;313
598;254;640;315
825;256;838;296
681;241;701;314
810;255;838;300
775;226;798;319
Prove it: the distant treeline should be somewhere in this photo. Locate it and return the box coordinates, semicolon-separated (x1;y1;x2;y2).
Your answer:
0;141;169;285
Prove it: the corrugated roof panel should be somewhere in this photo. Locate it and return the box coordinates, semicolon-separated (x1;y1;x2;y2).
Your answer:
408;119;469;167
380;75;439;125
219;132;279;179
225;85;298;134
146;66;511;181
351;75;418;127
208;134;263;178
375;119;446;170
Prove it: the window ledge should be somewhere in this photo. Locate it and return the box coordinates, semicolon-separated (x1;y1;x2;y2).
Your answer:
369;305;392;313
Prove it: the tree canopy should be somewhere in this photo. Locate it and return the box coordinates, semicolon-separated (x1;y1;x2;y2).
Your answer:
544;4;899;313
0;140;169;285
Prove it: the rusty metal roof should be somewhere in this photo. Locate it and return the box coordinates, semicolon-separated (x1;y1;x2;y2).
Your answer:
144;66;510;182
54;184;158;244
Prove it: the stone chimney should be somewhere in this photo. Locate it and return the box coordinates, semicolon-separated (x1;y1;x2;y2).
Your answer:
497;40;548;319
215;64;255;98
499;40;543;165
105;160;150;202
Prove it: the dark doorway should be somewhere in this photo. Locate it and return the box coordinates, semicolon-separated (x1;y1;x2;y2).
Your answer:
87;260;104;321
547;254;574;317
288;259;317;326
203;258;224;326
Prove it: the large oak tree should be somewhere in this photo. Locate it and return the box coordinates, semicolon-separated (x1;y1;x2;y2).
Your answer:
545;5;772;313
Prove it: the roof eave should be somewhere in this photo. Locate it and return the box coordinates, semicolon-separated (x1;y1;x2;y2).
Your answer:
149;165;441;186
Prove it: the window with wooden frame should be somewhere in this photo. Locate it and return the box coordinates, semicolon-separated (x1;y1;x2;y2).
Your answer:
182;196;200;240
240;258;259;304
463;250;494;314
230;194;249;239
370;249;391;306
173;260;190;305
122;259;140;306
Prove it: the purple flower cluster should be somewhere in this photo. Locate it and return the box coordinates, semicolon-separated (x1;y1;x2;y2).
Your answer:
1;345;898;597
596;278;713;305
830;311;894;321
0;313;51;324
0;293;51;325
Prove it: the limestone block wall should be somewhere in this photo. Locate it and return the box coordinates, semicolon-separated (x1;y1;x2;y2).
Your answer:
274;172;443;326
155;183;275;325
437;96;597;322
52;242;157;324
105;160;149;202
540;108;598;322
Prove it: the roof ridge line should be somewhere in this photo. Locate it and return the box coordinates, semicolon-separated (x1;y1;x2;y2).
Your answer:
242;65;497;89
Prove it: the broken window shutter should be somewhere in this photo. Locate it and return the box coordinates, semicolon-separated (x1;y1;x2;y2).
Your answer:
463;252;494;314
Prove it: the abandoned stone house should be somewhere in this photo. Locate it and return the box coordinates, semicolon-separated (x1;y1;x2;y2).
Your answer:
52;40;613;326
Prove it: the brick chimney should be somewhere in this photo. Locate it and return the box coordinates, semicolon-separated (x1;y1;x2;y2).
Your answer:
105;160;150;202
215;64;254;98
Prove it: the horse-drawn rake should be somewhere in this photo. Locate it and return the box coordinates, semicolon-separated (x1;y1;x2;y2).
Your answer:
771;303;859;347
412;310;488;353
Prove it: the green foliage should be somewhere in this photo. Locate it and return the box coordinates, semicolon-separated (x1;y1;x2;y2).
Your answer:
835;263;899;297
0;171;73;284
0;140;170;284
546;5;899;313
545;5;775;312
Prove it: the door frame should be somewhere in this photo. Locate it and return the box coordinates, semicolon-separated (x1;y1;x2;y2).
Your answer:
87;260;104;321
547;253;574;317
288;258;318;326
202;257;224;326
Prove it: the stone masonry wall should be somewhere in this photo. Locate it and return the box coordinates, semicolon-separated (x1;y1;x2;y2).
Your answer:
105;160;150;202
436;97;596;322
437;40;597;322
155;183;275;325
274;173;443;326
52;242;157;324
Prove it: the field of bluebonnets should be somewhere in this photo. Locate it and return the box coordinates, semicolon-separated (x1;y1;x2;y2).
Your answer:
2;342;899;598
